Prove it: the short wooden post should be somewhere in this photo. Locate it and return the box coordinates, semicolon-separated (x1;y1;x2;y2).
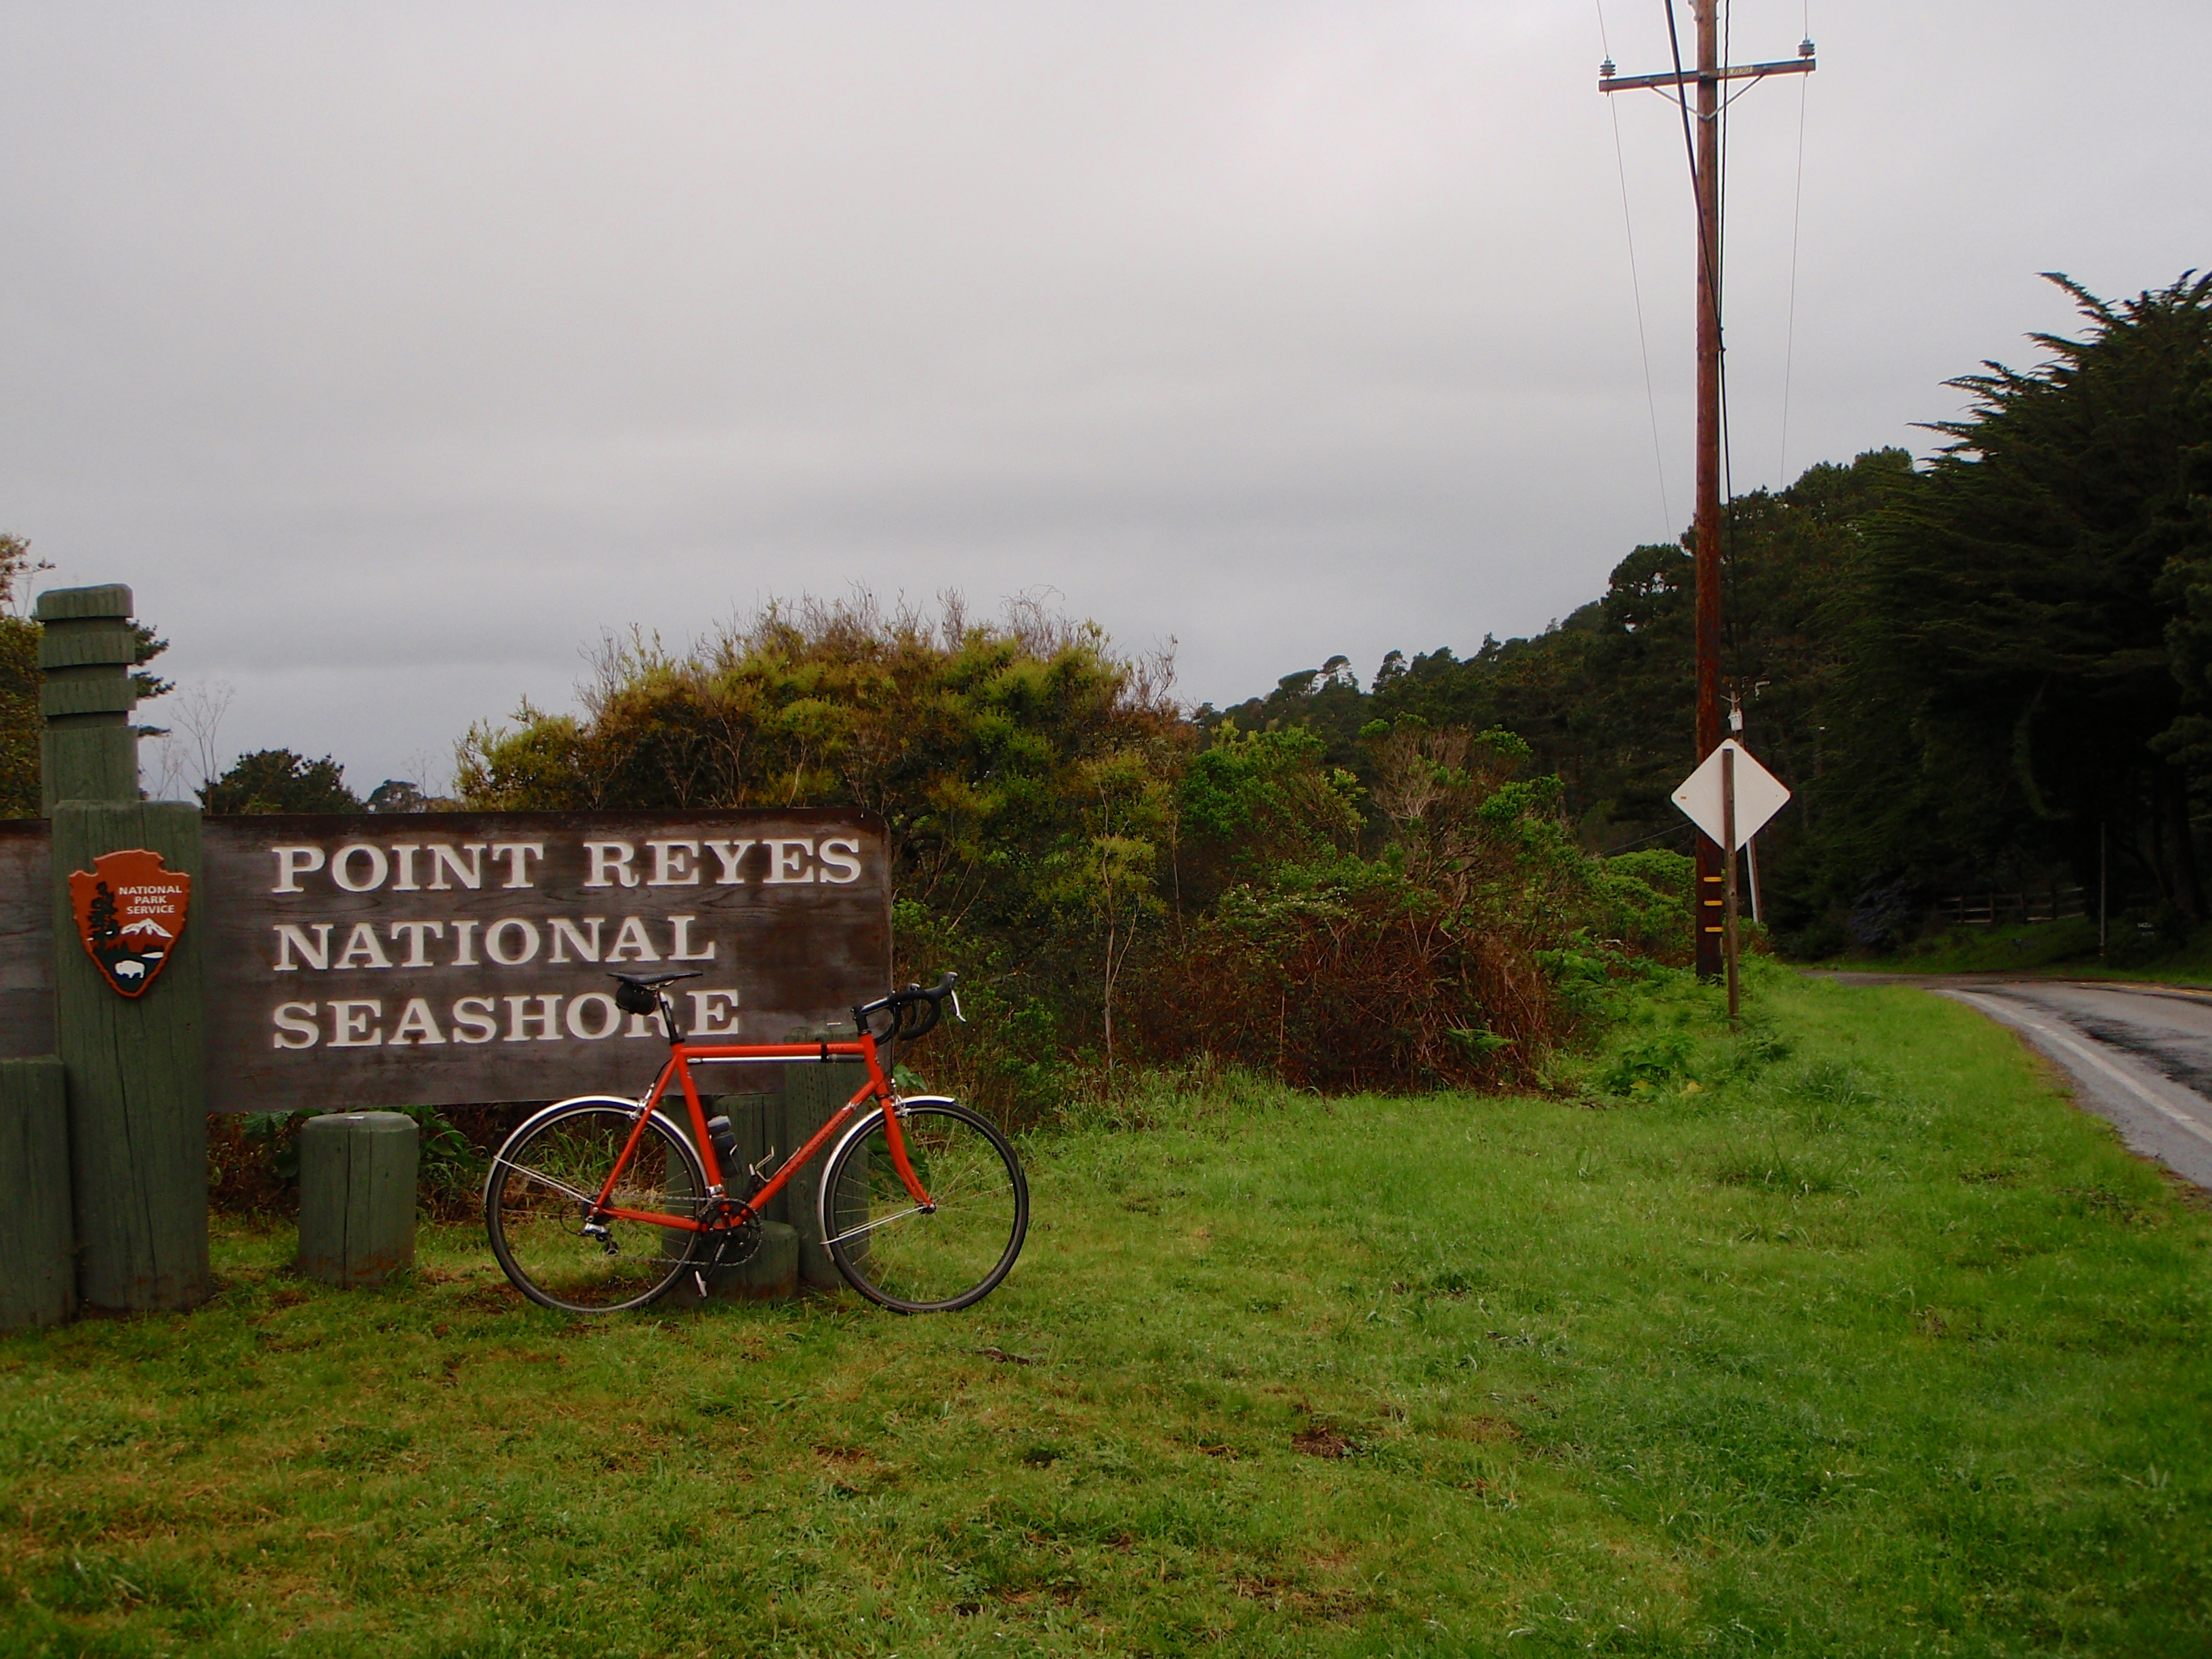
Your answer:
297;1112;418;1288
663;1090;800;1303
783;1026;869;1292
664;1221;800;1305
0;1057;76;1331
714;1089;789;1225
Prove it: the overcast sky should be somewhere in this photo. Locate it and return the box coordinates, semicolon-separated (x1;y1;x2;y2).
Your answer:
3;2;2204;794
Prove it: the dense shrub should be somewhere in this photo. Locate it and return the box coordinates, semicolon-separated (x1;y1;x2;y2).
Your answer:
457;597;1686;1117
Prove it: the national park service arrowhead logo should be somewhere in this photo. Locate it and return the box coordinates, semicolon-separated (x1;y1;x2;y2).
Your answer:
69;848;190;998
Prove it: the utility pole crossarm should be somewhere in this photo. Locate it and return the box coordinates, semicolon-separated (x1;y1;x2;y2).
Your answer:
1598;55;1814;96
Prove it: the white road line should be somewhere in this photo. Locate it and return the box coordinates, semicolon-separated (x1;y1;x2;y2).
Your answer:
1946;991;2212;1149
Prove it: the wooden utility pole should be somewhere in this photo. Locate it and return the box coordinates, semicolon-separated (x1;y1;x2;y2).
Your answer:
1690;0;1725;981
1601;5;1812;978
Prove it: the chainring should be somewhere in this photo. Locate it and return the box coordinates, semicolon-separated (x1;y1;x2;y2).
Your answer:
699;1210;762;1270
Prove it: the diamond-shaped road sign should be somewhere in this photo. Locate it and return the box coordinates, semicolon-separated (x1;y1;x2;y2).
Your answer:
1671;740;1791;850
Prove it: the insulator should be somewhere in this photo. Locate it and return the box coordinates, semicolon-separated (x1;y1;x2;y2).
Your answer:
1798;38;1814;58
1599;58;1616;78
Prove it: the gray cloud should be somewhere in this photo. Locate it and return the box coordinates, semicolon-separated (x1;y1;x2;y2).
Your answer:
2;1;2203;790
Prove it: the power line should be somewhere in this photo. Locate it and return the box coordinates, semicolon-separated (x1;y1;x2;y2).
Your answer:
1662;3;1722;340
1718;0;1736;617
1778;7;1811;486
1596;0;1674;538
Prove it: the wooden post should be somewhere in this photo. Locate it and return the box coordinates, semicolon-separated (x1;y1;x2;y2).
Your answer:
663;1090;801;1304
783;1027;868;1292
53;801;209;1311
713;1090;789;1227
297;1111;417;1288
0;1057;76;1331
41;583;209;1314
1723;744;1740;1023
1691;0;1725;983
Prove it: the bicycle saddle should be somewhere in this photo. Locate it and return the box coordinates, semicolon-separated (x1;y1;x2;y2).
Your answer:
609;969;702;1016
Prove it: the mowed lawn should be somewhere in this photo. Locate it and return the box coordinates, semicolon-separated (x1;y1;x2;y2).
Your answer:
4;970;2209;1657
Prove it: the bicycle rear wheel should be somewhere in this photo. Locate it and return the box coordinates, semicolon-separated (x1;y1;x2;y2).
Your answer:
485;1099;708;1313
821;1101;1028;1313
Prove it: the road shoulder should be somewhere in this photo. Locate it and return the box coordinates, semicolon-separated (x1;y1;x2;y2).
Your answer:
1937;987;2212;1191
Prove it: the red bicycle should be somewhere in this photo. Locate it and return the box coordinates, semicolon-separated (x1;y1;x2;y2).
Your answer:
483;970;1027;1315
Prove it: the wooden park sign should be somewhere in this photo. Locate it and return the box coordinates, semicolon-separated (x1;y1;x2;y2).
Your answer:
203;808;888;1110
3;808;890;1111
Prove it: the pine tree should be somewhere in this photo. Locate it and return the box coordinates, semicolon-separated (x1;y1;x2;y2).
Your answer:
87;882;121;946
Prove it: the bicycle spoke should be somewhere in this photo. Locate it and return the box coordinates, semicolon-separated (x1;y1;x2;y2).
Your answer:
824;1203;928;1248
485;1104;705;1313
822;1103;1027;1313
489;1156;598;1210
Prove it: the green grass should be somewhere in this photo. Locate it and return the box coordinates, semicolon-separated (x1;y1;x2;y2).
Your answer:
5;964;2210;1656
1853;916;2110;975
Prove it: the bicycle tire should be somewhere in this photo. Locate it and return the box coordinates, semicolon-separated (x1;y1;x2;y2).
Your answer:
820;1101;1028;1313
485;1098;709;1313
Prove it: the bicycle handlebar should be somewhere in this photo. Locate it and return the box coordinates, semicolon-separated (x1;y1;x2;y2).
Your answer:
853;971;961;1055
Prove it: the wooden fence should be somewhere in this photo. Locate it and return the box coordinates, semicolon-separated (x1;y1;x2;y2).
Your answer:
1931;884;2086;927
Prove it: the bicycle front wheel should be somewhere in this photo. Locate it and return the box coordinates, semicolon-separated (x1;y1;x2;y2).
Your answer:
485;1100;708;1313
821;1101;1029;1313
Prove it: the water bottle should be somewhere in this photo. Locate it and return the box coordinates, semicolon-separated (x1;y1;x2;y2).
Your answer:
703;1114;740;1177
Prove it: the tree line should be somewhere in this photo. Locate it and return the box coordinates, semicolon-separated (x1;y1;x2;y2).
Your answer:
1206;272;2212;955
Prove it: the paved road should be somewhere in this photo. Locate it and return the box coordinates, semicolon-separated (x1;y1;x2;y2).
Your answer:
1827;975;2212;1188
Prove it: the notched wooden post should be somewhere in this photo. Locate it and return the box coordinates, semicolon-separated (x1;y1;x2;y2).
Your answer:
36;583;141;817
43;583;211;1313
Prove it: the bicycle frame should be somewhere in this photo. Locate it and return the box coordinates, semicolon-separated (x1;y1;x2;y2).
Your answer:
586;1029;931;1240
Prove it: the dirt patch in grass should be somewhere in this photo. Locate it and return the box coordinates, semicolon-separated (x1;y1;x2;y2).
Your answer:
1292;1426;1353;1459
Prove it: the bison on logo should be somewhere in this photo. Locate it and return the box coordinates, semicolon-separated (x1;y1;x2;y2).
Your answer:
68;848;191;999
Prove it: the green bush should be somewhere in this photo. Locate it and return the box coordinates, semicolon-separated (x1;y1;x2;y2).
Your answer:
455;600;1683;1108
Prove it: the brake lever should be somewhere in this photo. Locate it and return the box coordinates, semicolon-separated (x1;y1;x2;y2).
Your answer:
949;987;965;1023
